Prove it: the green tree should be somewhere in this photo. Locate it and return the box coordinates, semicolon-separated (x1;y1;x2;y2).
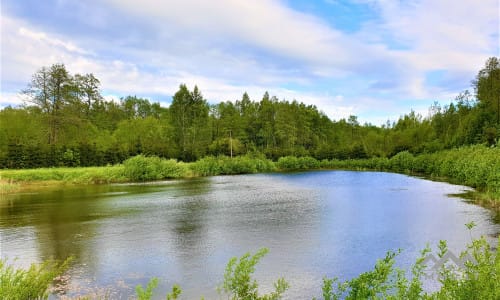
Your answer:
170;84;210;161
74;73;102;117
23;63;74;144
475;57;500;125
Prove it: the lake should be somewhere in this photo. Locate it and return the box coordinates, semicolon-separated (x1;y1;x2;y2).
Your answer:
1;171;499;299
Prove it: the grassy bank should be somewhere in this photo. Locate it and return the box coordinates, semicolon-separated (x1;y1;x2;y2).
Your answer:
1;146;499;204
319;145;500;205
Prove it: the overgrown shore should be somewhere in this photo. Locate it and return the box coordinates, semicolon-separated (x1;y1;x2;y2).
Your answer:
1;145;499;207
2;233;500;299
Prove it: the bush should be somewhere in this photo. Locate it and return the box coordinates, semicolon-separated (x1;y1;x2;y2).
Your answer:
123;155;188;181
3;231;499;299
321;234;500;299
389;151;415;173
277;156;320;171
123;155;163;181
220;248;289;300
191;156;276;176
190;156;222;176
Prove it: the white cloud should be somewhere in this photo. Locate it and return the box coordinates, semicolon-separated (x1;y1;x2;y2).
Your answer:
18;27;90;55
361;0;498;94
1;0;498;125
106;0;386;75
1;15;358;119
0;92;25;108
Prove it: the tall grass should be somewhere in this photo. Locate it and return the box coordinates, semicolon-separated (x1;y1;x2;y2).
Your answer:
321;145;500;199
276;156;320;171
0;258;71;300
1;145;498;200
0;166;127;184
123;155;190;181
190;155;275;176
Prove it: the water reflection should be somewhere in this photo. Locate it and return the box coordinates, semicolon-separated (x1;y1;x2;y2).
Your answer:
0;172;499;299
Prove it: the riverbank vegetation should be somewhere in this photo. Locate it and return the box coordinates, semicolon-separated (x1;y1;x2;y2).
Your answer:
2;232;499;300
1;145;498;204
0;258;71;300
1;58;499;169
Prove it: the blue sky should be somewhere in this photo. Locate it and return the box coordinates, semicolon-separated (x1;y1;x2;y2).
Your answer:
1;0;498;125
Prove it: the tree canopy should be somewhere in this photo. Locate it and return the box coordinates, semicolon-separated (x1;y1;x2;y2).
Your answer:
1;58;499;168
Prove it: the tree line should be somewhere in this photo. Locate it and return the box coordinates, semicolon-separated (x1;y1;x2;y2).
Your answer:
1;58;499;168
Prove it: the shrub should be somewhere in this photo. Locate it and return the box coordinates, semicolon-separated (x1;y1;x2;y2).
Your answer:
276;156;300;170
277;156;320;171
190;156;222;176
123;155;188;181
389;151;415;173
220;248;289;300
321;234;500;299
191;156;276;176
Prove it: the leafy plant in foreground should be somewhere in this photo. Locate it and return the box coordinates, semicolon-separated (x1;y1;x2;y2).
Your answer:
0;258;71;300
135;277;159;300
220;248;289;300
319;225;500;300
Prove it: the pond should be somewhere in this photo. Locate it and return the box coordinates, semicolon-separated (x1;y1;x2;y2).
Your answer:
1;171;499;299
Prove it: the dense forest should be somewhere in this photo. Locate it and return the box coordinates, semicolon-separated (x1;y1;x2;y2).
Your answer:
1;57;499;168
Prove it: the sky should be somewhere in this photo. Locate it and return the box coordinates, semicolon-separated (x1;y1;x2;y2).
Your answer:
1;0;498;125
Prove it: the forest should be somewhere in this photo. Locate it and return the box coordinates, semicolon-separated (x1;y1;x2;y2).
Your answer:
0;57;499;169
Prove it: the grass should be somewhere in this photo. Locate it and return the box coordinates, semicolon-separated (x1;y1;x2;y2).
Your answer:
319;145;500;203
1;145;499;204
0;258;71;300
0;166;127;184
0;179;20;194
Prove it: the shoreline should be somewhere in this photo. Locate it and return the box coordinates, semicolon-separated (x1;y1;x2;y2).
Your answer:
2;166;499;219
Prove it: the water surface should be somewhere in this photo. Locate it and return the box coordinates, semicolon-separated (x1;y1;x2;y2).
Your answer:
1;171;498;299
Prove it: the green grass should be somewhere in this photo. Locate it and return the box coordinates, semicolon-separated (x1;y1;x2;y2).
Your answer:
0;165;127;184
0;258;71;300
320;145;500;201
1;145;498;203
190;155;275;176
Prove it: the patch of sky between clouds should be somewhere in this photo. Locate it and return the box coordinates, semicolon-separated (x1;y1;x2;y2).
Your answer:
424;70;447;87
287;0;379;33
424;69;475;94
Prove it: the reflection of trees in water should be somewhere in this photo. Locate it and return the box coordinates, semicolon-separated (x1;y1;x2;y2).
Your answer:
0;187;103;264
0;184;141;264
156;178;213;258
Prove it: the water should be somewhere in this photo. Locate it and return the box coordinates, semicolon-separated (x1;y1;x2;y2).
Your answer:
1;171;498;299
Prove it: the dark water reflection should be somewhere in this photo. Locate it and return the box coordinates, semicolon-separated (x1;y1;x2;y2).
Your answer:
0;171;498;299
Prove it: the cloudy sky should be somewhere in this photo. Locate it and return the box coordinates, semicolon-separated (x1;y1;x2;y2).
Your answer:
1;0;498;124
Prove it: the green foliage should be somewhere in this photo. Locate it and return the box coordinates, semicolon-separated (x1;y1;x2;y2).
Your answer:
433;237;500;300
2;231;499;299
1;145;499;203
134;278;183;300
0;165;126;184
170;84;210;161
320;235;500;300
276;156;320;171
123;155;188;181
221;248;289;300
135;277;159;300
0;258;71;300
3;58;500;169
315;145;500;200
190;155;275;176
389;151;415;172
166;284;182;300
